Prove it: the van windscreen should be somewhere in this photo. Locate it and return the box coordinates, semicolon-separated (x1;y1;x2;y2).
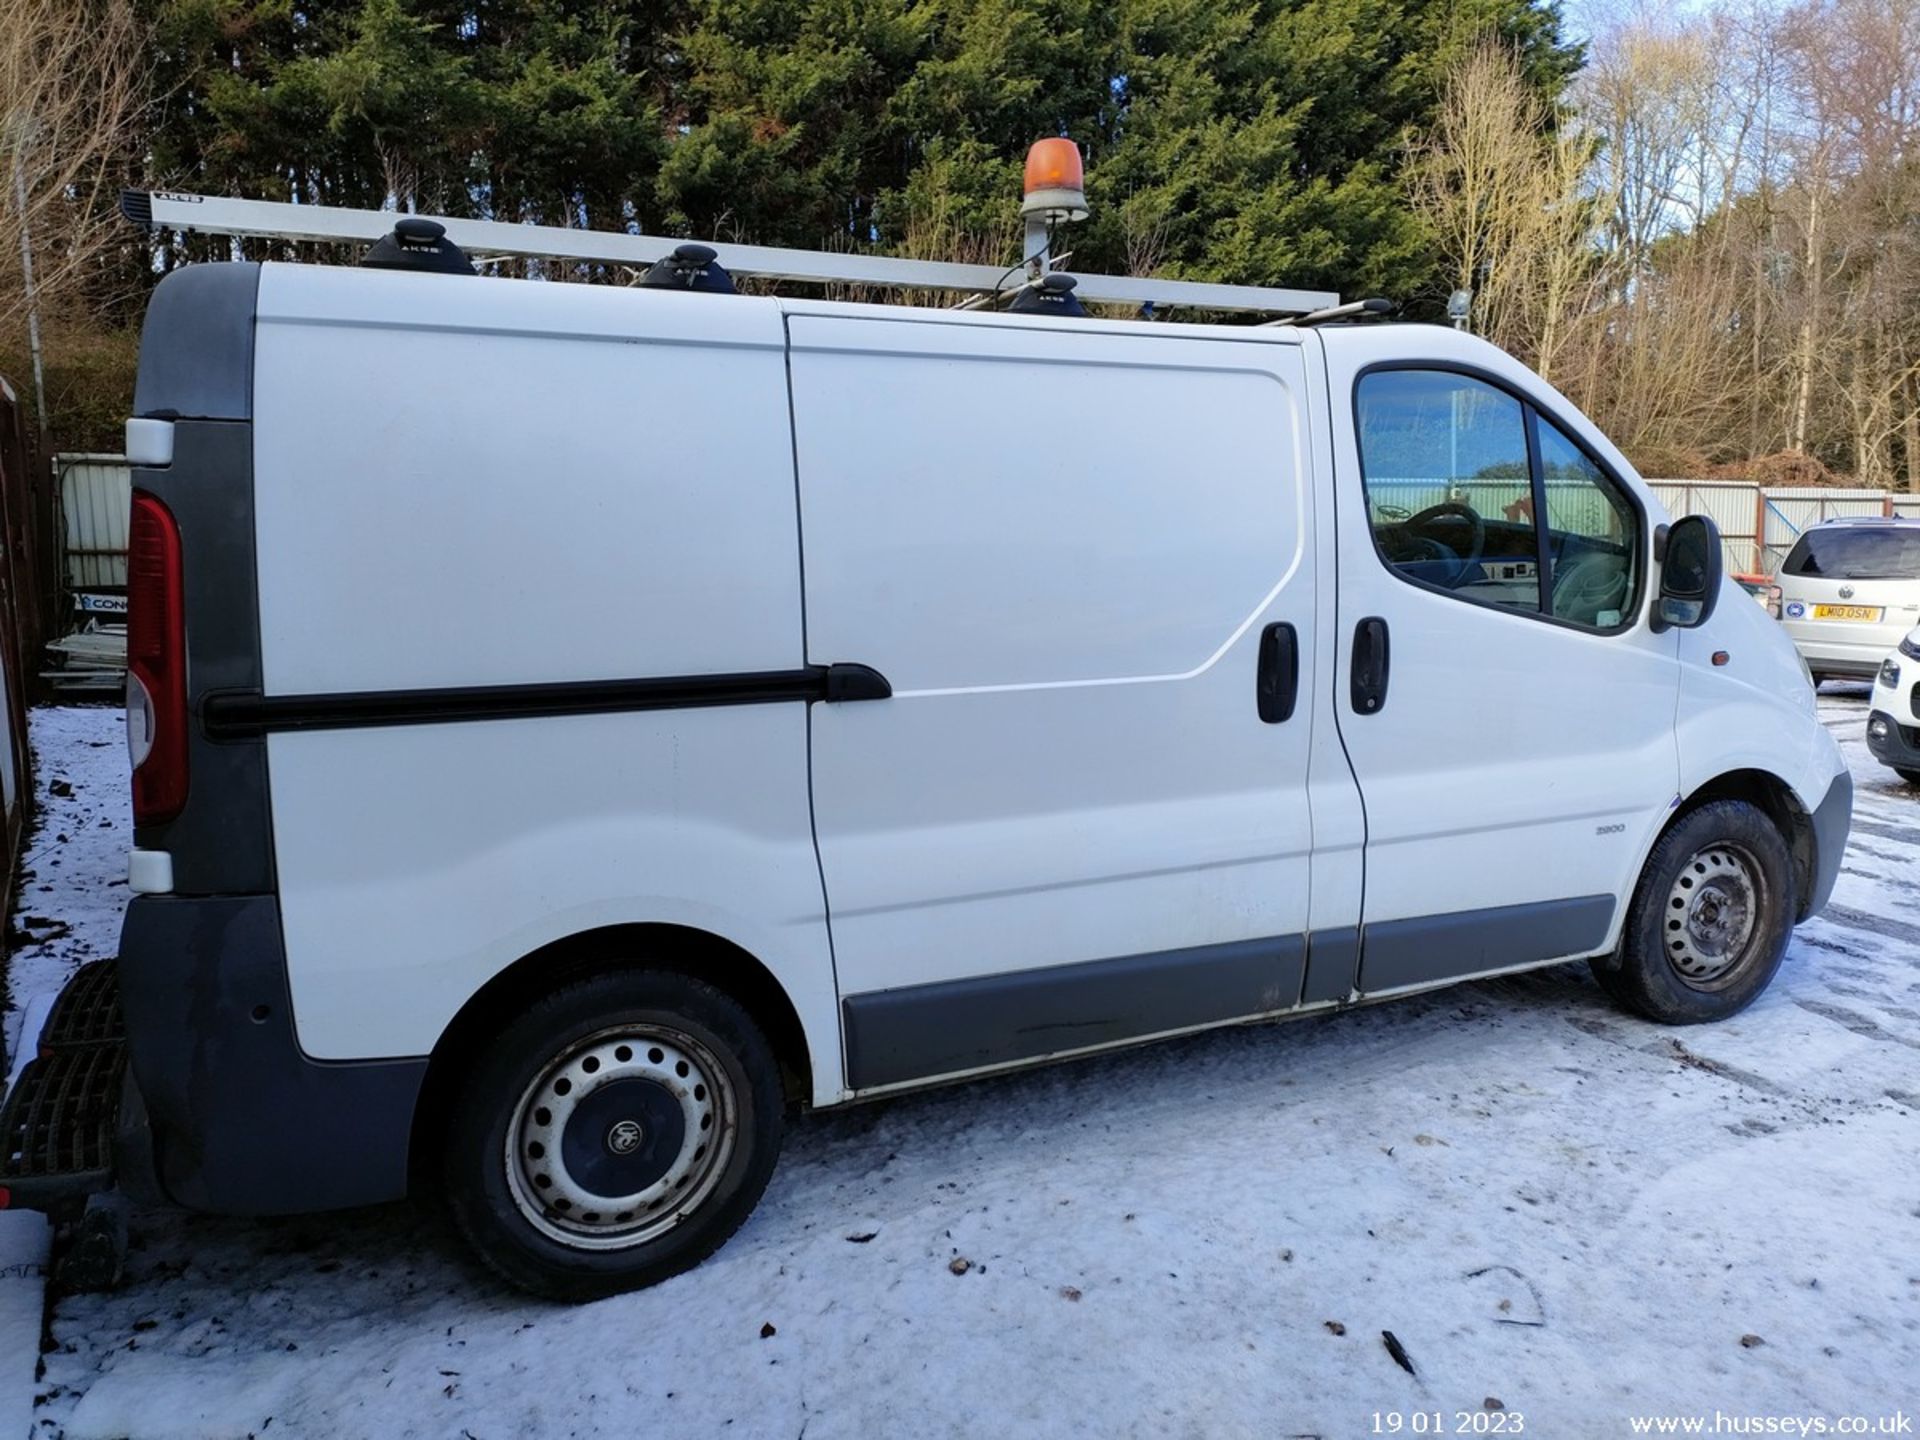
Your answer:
1781;527;1920;580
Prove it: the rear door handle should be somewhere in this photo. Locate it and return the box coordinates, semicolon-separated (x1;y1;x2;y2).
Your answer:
1256;622;1298;724
1351;616;1389;714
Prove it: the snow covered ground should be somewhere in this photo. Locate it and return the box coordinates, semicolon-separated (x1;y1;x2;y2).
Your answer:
4;708;131;1072
0;708;130;1440
10;693;1920;1439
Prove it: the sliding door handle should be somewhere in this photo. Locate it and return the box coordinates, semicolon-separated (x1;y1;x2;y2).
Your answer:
1351;616;1390;714
1256;622;1298;723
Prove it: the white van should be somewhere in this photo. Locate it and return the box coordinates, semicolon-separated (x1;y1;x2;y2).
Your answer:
0;241;1851;1300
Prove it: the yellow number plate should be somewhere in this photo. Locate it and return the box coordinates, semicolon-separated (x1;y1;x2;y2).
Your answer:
1812;603;1883;622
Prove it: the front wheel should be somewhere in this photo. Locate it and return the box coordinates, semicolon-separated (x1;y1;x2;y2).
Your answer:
443;970;784;1300
1593;799;1796;1024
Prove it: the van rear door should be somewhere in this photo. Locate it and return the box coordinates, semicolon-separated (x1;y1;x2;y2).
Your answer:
1314;327;1680;994
789;314;1351;1091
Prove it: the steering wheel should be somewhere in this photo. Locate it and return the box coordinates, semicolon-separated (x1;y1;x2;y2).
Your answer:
1552;552;1629;624
1394;501;1486;589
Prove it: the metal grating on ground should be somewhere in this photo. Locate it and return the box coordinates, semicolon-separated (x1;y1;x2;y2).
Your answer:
0;1044;124;1191
37;961;123;1051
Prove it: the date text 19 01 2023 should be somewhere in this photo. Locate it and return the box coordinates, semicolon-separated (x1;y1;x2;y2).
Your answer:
1372;1412;1525;1435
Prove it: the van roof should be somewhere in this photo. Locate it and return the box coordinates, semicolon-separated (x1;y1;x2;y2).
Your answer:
771;291;1315;344
255;261;1478;355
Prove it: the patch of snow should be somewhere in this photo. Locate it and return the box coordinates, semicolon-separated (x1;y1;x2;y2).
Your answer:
5;706;129;1067
7;995;53;1091
3;707;127;1440
0;1215;49;1440
20;692;1920;1437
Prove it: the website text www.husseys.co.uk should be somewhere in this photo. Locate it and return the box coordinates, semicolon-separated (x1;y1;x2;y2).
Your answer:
1627;1412;1911;1436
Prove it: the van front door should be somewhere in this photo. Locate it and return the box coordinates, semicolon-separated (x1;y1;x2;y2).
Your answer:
790;315;1356;1092
1315;330;1681;995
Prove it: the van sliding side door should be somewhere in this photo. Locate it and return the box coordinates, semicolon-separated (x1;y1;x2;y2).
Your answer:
789;315;1345;1092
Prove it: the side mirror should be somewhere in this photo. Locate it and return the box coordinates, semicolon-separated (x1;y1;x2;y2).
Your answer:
1653;514;1723;632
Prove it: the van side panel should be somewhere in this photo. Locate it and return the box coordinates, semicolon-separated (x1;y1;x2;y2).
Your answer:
251;266;804;692
1673;592;1846;816
265;710;834;1080
1672;596;1851;917
250;269;841;1099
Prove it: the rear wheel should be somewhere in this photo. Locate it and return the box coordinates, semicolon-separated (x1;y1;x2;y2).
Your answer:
1593;799;1795;1024
443;969;783;1300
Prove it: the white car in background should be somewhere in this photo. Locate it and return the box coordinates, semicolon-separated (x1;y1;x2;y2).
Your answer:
1868;626;1920;786
1777;517;1920;683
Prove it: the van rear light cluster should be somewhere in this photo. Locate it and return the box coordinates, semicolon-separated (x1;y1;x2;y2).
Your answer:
127;492;188;825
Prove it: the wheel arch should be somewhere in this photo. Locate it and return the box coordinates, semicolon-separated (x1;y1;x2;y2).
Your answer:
409;923;815;1190
1669;768;1818;921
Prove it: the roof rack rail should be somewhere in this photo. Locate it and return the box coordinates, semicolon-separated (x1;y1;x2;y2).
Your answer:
1262;297;1395;327
120;189;1340;318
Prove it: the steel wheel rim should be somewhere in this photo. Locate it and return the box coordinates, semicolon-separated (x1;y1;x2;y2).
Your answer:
1663;841;1766;990
505;1024;737;1251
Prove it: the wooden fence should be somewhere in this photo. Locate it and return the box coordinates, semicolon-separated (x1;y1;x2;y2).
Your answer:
0;376;62;929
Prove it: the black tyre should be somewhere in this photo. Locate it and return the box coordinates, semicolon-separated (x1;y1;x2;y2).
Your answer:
1895;768;1920;787
1593;799;1796;1024
443;970;784;1301
1586;948;1637;1009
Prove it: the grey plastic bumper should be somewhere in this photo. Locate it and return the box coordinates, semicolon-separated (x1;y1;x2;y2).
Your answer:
1867;710;1920;772
118;894;427;1215
1803;768;1853;920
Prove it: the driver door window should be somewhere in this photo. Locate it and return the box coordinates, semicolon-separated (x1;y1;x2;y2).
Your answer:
1534;417;1639;630
1355;371;1541;614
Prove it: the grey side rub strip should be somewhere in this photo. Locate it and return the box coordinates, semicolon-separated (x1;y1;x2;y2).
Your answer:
201;662;891;738
843;936;1307;1091
844;896;1616;1091
1357;894;1615;992
1301;926;1360;1004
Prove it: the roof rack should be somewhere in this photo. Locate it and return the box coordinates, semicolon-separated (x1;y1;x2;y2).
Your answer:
121;189;1340;319
1262;296;1395;327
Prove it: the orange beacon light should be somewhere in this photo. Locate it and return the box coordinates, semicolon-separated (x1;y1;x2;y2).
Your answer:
1021;138;1089;222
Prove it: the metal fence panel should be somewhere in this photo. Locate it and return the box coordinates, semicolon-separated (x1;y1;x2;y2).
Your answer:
1384;476;1920;576
1366;478;1625;539
1645;480;1765;574
57;454;131;591
1367;477;1533;525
